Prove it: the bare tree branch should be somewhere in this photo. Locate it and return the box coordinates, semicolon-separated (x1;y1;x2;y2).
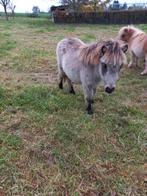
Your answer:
8;2;16;19
0;0;11;20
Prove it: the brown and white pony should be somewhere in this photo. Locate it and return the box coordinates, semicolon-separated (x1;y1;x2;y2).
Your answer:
117;26;147;75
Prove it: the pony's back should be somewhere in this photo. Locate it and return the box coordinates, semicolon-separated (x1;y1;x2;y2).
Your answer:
56;38;84;71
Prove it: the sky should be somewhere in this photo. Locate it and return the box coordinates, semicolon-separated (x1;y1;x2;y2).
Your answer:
0;0;60;13
0;0;146;13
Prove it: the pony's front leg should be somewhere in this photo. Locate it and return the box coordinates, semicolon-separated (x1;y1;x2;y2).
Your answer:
87;87;97;104
82;84;94;114
91;87;97;103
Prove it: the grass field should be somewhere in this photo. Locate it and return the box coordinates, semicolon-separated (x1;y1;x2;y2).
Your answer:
0;16;147;195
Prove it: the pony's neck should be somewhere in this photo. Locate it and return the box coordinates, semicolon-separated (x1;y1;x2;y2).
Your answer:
132;28;144;38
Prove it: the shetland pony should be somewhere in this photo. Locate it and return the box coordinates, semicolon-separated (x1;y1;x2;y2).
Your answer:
117;26;147;75
56;38;127;114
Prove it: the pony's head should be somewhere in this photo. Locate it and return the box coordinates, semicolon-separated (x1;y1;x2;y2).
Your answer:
117;26;143;43
79;39;128;93
99;40;128;93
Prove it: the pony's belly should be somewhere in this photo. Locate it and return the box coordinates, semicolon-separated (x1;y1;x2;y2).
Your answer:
68;72;81;83
63;66;81;83
62;56;82;83
131;41;144;58
132;48;144;58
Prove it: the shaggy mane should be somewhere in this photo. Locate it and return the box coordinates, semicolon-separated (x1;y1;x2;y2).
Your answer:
79;41;104;66
79;40;126;66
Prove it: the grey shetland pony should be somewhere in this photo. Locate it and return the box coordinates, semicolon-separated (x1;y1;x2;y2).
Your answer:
56;38;128;114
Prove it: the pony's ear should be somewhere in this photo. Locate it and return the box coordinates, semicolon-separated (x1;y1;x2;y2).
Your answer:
102;45;107;53
128;28;135;36
124;27;134;36
124;28;129;33
100;45;107;57
121;44;128;53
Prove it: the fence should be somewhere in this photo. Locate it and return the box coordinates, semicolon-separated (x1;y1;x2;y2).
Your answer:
53;10;147;24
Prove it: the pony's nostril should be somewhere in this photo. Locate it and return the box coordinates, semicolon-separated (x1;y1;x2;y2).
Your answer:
105;87;115;94
105;87;111;93
111;87;115;92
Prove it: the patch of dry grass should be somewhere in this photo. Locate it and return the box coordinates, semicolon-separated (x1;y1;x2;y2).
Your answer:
0;17;147;195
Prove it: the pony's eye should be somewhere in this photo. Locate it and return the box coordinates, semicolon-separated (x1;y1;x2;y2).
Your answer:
102;63;107;75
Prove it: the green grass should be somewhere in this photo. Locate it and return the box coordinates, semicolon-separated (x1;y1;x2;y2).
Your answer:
0;17;147;195
0;32;17;58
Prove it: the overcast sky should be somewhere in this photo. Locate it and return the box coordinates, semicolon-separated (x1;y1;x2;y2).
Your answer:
0;0;60;13
0;0;146;13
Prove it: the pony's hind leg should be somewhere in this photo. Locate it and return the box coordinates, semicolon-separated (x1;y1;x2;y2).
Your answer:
128;51;138;68
58;69;75;94
57;50;65;89
141;55;147;75
67;77;75;94
58;68;65;89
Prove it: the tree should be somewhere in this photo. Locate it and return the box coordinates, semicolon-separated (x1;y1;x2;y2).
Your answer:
60;0;88;12
91;0;98;11
60;0;111;12
91;0;111;11
0;0;11;20
32;6;40;14
8;2;16;19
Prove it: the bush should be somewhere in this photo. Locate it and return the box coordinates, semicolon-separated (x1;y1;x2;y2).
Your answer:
53;10;147;24
26;13;39;18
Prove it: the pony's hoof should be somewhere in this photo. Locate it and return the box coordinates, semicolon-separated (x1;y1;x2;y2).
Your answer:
140;71;147;75
59;83;63;89
91;100;94;104
69;89;75;94
87;109;93;115
128;63;133;68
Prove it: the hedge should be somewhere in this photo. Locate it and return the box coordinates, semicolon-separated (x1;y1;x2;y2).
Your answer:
53;10;147;24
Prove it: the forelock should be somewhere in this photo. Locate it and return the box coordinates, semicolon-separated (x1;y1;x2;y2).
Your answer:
101;40;126;66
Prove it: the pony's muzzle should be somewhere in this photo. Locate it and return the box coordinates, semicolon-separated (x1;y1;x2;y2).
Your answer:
105;87;115;94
